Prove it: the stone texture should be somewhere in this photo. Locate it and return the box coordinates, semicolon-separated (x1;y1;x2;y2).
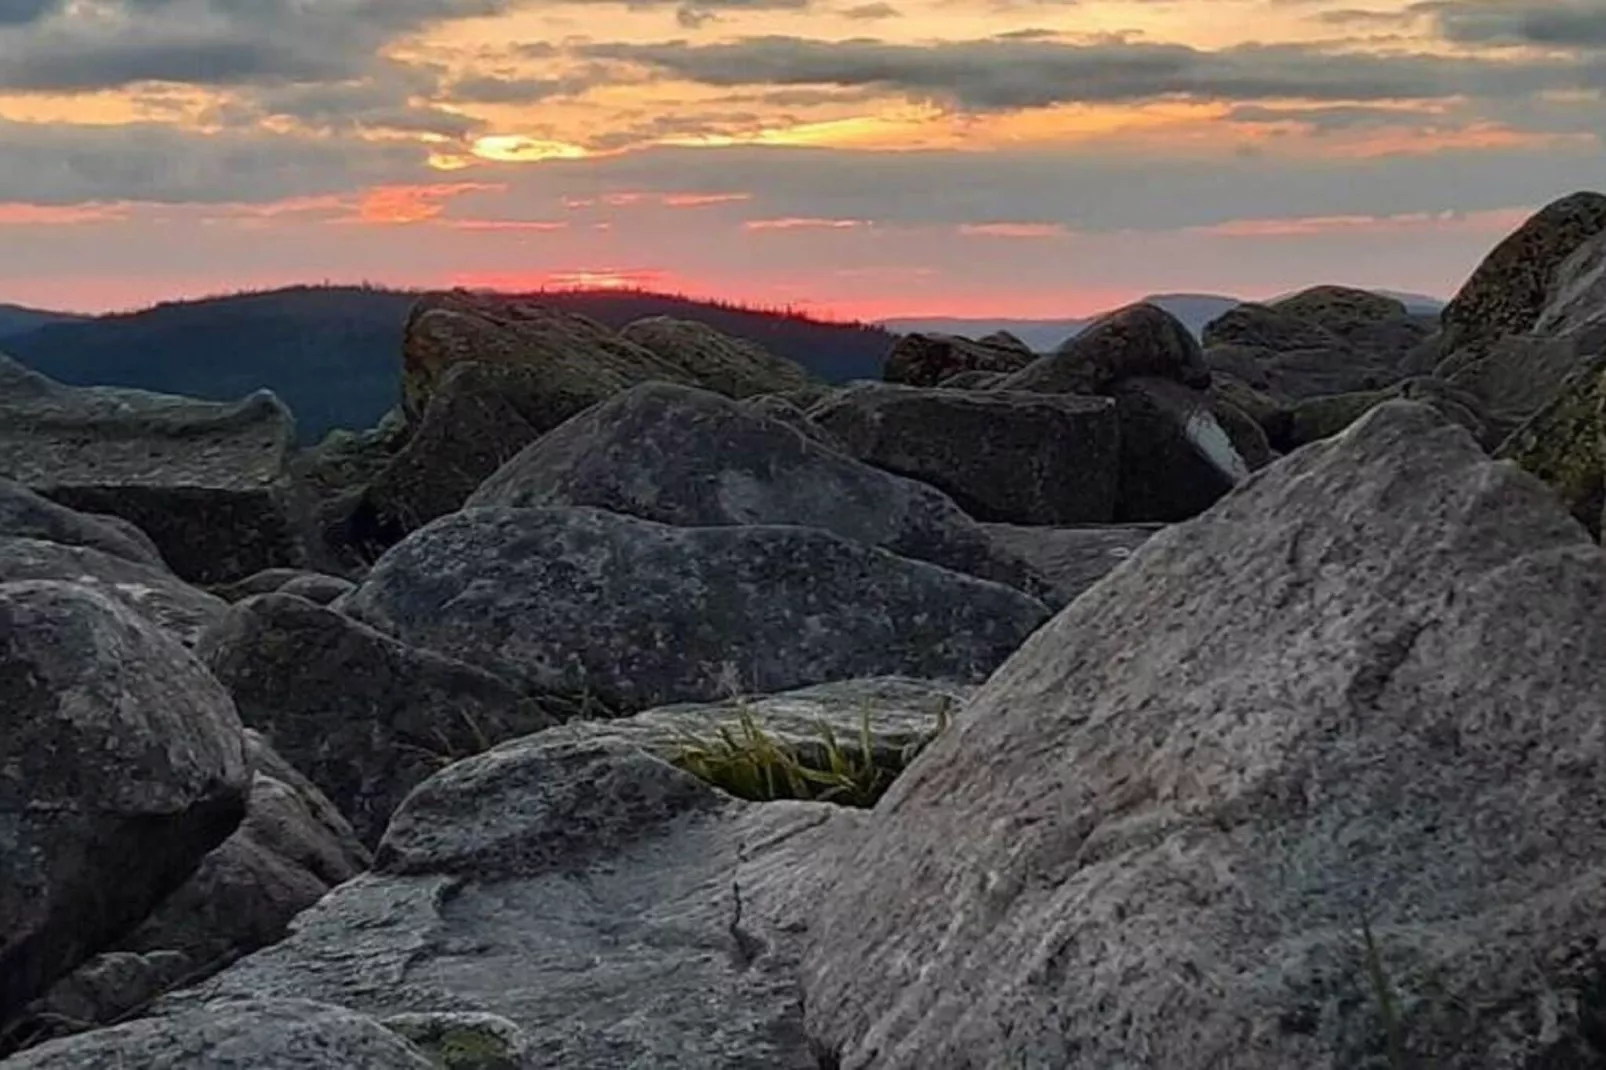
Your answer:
199;592;560;847
619;316;815;398
274;572;355;605
1495;355;1606;539
6;998;436;1069
0;536;229;648
0;355;307;584
1202;302;1345;353
467;381;1049;596
1266;285;1409;337
1108;376;1250;522
980;522;1159;607
160;729;864;1069
999;302;1210;395
808;382;1120;525
1439;190;1606;356
342;505;1050;713
0;478;166;569
803;400;1606;1069
1534;227;1606;347
0;581;249;1022
882;332;1032;387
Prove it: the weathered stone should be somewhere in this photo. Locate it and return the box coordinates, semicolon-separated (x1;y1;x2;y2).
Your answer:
1202;343;1272;390
27;950;193;1041
739;393;846;451
619;316;815;398
1208;373;1291;444
1259;344;1403;399
1209;393;1274;470
1437;333;1587;444
0;477;166;569
980;523;1160;607
399;290;691;423
160;731;862;1069
1495;355;1606;539
1534;226;1606;347
803;400;1606;1069
882;332;1032;387
808;382;1120;525
0;355;307;584
0;537;227;648
1108;376;1250;522
342;505;1050;713
0;581;249;1023
212;567;318;601
6;998;436;1069
275;572;355;605
1266;285;1408;337
1278;379;1488;452
935;368;1008;389
468;382;1049;596
1001;302;1210;394
1202;301;1346;352
977;329;1033;355
380;1012;531;1070
1440;190;1606;355
199;593;560;847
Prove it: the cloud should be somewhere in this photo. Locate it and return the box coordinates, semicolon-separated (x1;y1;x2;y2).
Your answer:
0;0;58;25
840;2;900;18
1416;0;1606;49
578;34;1603;111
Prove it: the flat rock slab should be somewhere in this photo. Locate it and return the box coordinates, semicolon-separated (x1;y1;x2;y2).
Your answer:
0;355;305;583
804;401;1606;1069
161;730;863;1069
342;505;1049;713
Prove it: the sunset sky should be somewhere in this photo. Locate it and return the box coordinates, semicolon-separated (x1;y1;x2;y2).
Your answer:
3;0;1605;319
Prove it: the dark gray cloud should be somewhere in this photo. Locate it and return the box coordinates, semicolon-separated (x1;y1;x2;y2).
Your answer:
0;0;58;24
579;34;1601;110
1415;0;1606;49
841;2;900;18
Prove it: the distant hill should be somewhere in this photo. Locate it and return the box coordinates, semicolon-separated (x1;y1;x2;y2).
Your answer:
881;289;1447;352
0;303;86;340
1;285;895;444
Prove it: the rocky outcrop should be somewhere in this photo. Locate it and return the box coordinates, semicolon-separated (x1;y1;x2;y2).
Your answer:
882;331;1032;387
1281;377;1488;451
1439;190;1606;356
0;478;166;569
1202;301;1345;353
0;581;249;1023
342;505;1050;713
619;316;815;398
1000;302;1211;394
808;382;1120;525
1534;227;1606;348
1107;376;1251;522
980;522;1160;607
6;998;437;1069
1495;355;1606;539
1267;284;1410;337
467;382;1049;596
0;355;308;584
199;593;560;847
159;729;863;1069
803;401;1606;1069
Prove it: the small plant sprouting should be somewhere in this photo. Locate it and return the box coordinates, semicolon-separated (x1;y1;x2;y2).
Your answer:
670;697;952;809
1360;906;1408;1070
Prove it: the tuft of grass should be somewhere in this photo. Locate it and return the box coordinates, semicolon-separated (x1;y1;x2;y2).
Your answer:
1359;907;1408;1070
670;699;950;809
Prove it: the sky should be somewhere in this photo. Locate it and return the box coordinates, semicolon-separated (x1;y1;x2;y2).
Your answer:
2;0;1606;320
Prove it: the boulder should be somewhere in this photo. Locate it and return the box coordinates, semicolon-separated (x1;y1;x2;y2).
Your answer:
1209;373;1291;444
808;382;1120;525
738;394;847;451
1282;379;1488;452
1202;343;1273;391
274;572;355;605
1534;227;1606;348
199;593;561;847
1439;190;1606;356
882;332;1032;387
1202;301;1345;352
1436;333;1585;444
342;505;1050;713
158;730;863;1068
0;581;249;1023
1495;355;1606;539
0;478;166;569
1266;285;1408;337
6;998;436;1069
935;369;1008;389
1209;394;1275;471
1260;344;1404;399
467;382;1049;596
980;523;1160;607
619;316;816;398
0;536;227;648
0;355;309;584
803;401;1606;1069
1108;376;1251;522
999;302;1210;394
399;290;691;423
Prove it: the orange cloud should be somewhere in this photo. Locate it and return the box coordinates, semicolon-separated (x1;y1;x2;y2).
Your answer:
662;192;752;208
355;183;504;224
1186;206;1535;238
0;202;131;225
448;268;675;291
958;222;1068;238
744;217;868;230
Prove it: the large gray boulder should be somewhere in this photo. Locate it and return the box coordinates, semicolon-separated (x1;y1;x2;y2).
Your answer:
199;593;560;848
158;729;864;1068
0;581;249;1022
807;382;1120;525
883;331;1032;387
802;401;1606;1068
467;381;1049;596
342;505;1050;713
0;477;165;569
0;355;307;584
6;998;436;1069
981;523;1160;607
0;536;228;648
999;302;1210;395
1108;376;1251;522
619;316;816;398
